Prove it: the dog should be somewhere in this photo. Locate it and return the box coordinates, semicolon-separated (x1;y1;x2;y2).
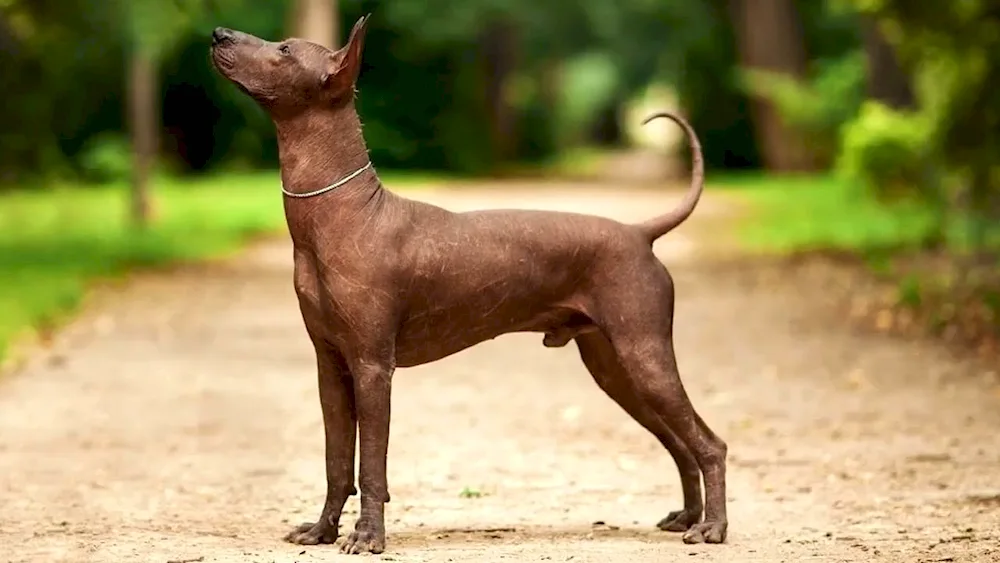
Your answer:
211;15;728;555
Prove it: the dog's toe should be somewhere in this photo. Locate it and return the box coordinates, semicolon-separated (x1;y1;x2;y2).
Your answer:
681;520;728;544
339;521;386;555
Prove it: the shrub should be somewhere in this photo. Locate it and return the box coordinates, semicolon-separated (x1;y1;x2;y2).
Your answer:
737;50;867;167
78;134;133;184
836;100;939;204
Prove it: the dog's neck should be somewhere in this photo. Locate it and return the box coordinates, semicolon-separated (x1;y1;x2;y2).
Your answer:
274;105;374;197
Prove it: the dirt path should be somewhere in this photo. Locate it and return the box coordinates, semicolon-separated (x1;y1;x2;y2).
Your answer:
2;183;998;563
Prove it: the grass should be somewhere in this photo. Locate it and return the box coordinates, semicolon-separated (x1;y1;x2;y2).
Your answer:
458;486;484;499
0;170;445;365
719;172;1000;357
716;172;941;255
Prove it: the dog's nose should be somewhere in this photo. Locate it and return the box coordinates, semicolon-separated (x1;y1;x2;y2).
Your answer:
212;27;234;46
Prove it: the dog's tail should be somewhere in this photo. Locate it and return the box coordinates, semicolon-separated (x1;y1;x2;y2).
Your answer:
635;111;705;243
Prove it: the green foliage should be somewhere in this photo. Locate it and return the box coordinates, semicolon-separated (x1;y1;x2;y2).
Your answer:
0;0;124;182
121;0;200;56
0;0;906;181
721;173;942;254
730;0;864;166
796;0;864;61
373;0;696;169
4;0;730;179
79;135;133;184
739;51;867;164
843;0;1000;246
555;52;621;146
0;173;278;363
458;486;483;498
983;290;1000;318
896;273;923;308
836;101;937;203
667;0;762;170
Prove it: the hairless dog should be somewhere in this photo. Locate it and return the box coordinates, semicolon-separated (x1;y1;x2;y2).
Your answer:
211;15;728;555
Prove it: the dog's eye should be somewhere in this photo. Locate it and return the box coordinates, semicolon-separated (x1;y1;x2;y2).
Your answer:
278;44;291;56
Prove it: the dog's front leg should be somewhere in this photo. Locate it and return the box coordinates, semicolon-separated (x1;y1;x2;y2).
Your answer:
340;351;394;555
286;342;357;545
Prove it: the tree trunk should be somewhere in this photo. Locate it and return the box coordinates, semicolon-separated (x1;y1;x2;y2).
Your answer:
538;58;561;144
729;0;814;172
862;18;914;110
589;97;624;147
127;48;156;229
291;0;338;48
481;19;518;169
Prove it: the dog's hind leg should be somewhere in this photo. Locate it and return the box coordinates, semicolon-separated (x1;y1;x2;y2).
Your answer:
575;331;704;532
285;342;358;546
590;261;728;545
600;323;728;544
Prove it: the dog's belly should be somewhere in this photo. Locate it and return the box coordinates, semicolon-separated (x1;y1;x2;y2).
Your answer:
388;209;626;366
393;304;587;367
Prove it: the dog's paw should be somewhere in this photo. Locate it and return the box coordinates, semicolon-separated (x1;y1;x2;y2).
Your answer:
284;521;338;545
656;508;702;532
340;520;386;555
681;520;728;544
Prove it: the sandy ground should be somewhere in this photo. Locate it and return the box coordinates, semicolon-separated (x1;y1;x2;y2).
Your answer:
1;183;999;563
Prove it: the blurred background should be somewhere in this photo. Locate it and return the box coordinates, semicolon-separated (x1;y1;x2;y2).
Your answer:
0;0;998;363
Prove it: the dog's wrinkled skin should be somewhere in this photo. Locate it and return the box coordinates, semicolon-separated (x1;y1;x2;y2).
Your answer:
211;17;728;555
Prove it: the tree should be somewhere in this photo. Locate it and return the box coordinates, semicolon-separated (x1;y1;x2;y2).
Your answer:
480;17;519;167
123;0;225;227
846;0;1000;247
0;0;121;185
730;0;815;171
127;49;156;227
860;17;913;109
379;0;704;169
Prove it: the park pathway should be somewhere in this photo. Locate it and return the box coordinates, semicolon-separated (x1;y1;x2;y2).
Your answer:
1;182;998;563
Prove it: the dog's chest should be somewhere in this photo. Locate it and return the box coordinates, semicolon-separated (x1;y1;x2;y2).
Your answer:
291;251;390;335
292;253;327;318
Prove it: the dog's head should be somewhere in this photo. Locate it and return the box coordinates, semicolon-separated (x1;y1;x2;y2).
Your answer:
210;15;369;117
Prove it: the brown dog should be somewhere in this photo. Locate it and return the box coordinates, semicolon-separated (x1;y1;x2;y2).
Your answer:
211;15;728;555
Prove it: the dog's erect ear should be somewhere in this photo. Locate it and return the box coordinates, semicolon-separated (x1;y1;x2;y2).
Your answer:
326;14;370;94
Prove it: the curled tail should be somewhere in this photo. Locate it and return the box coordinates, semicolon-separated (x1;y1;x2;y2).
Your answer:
635;111;705;243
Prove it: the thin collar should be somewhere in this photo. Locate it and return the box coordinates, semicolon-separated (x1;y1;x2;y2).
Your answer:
281;161;373;198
